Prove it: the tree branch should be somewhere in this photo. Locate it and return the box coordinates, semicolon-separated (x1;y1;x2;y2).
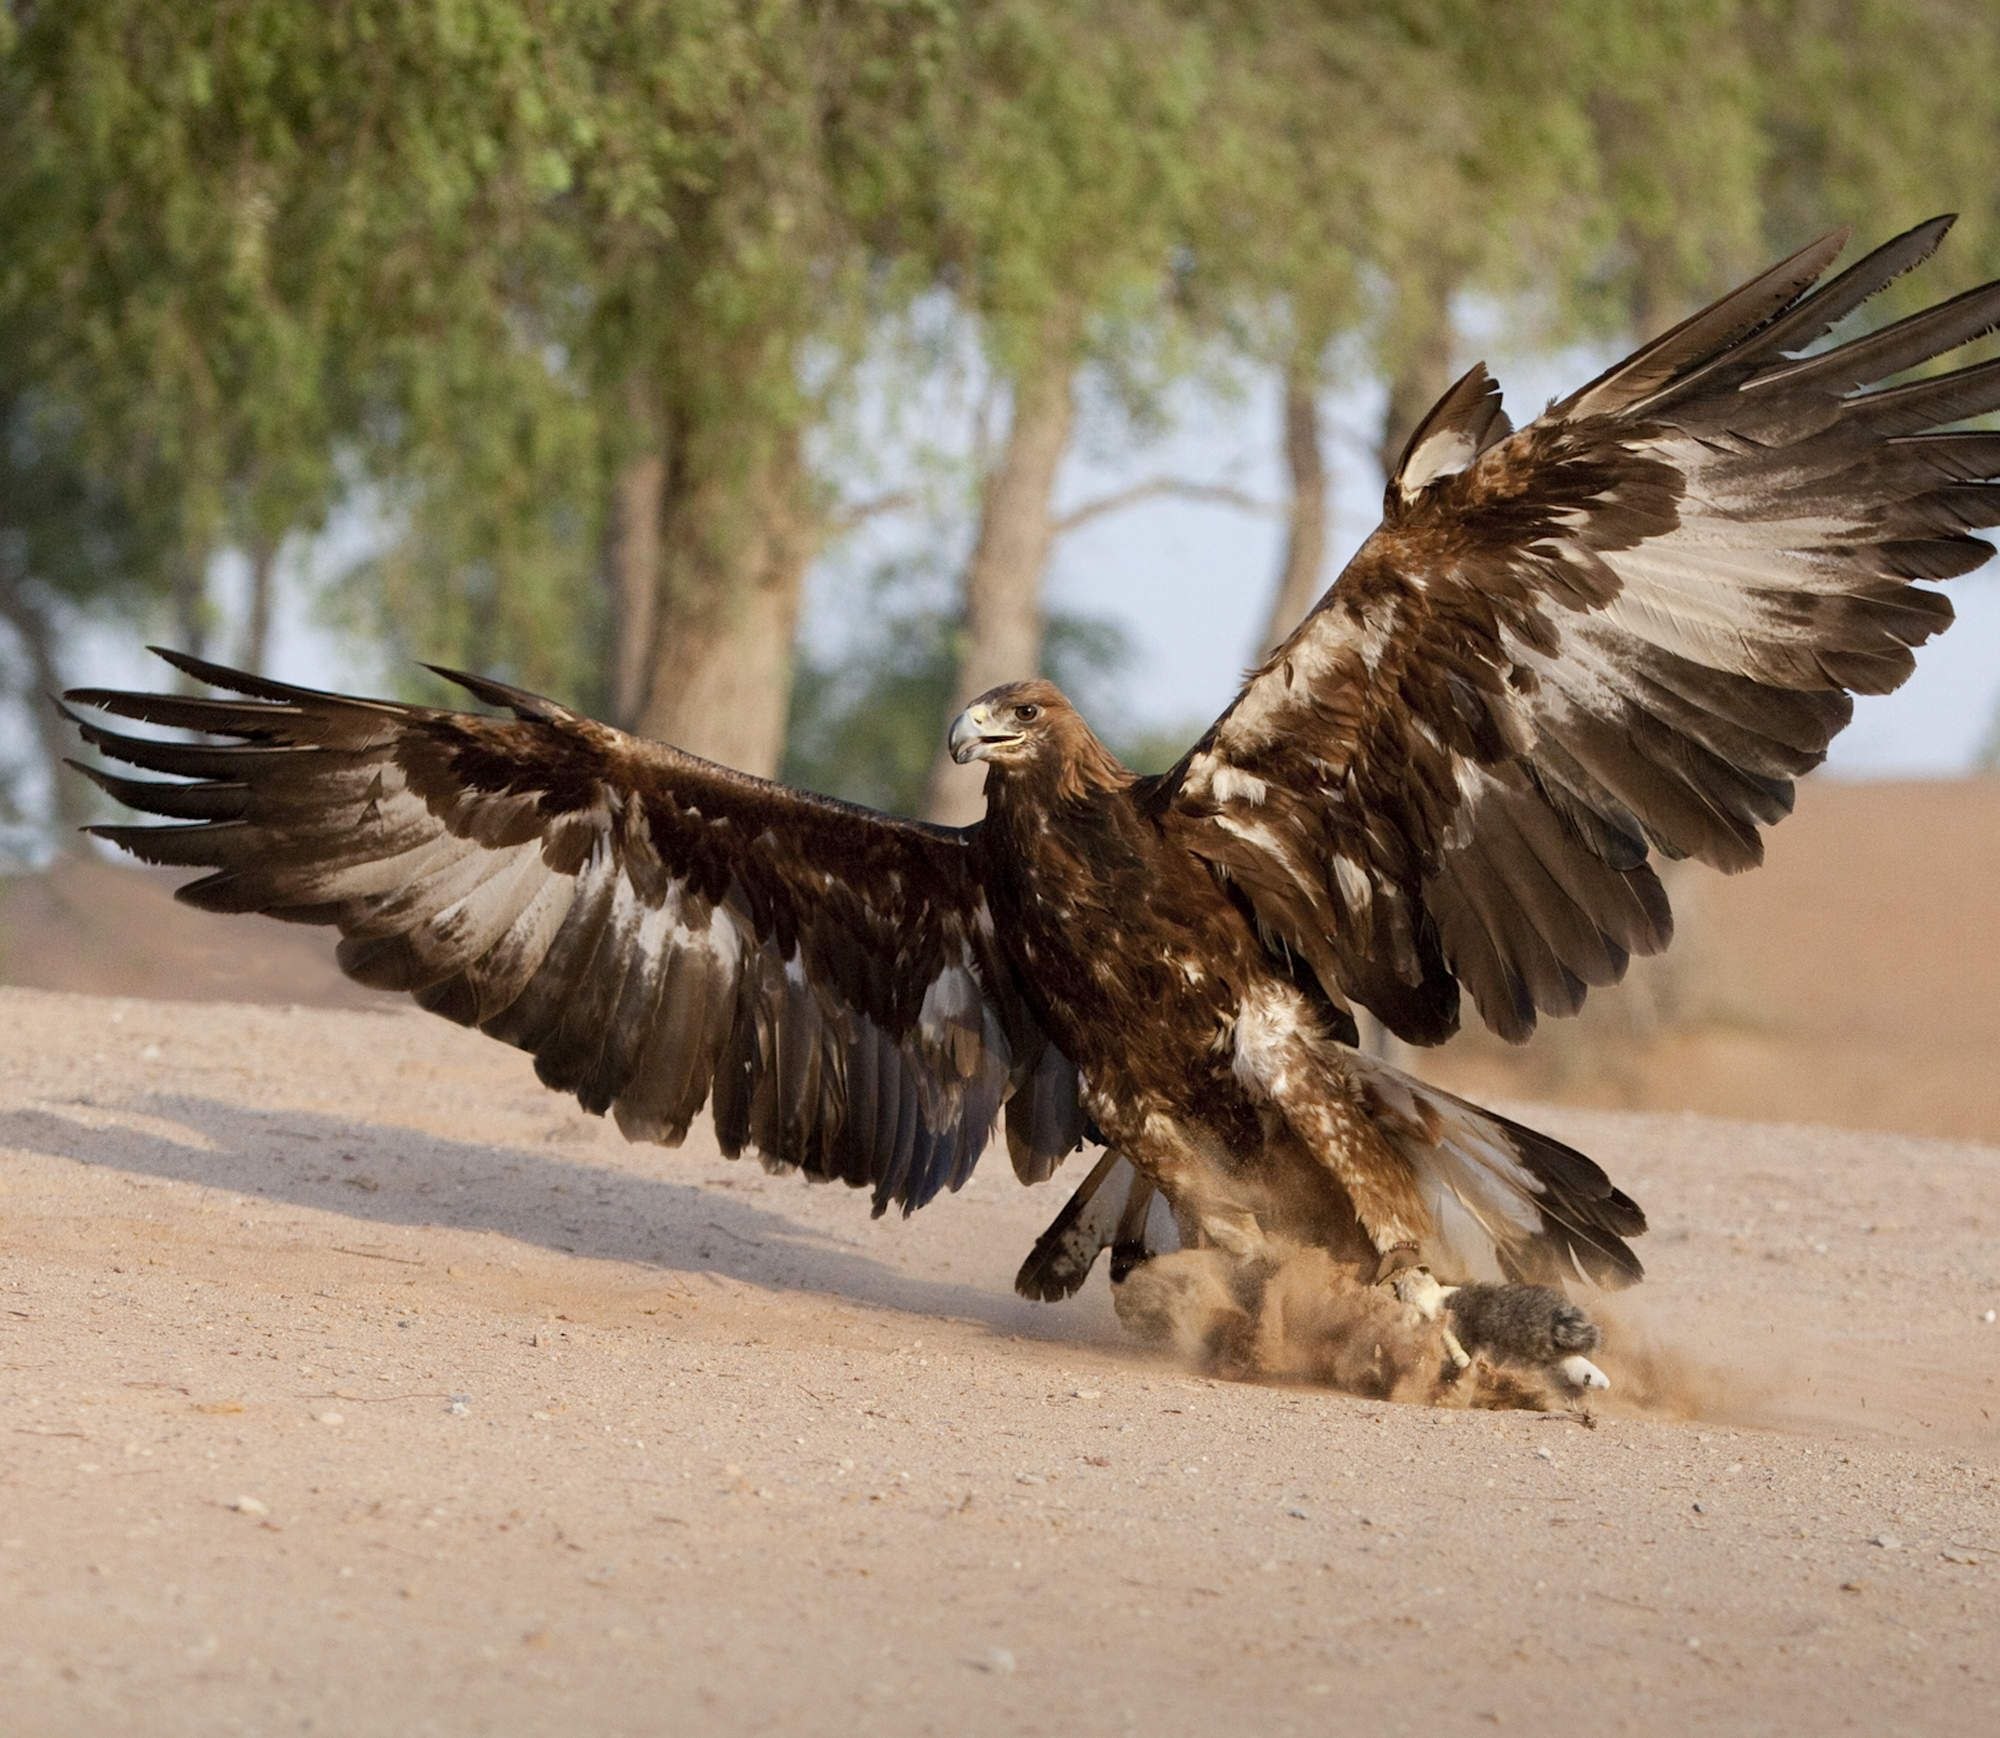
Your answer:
1053;476;1278;536
830;489;917;532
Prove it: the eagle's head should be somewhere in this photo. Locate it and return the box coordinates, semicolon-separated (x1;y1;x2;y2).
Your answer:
946;679;1075;768
948;680;1133;799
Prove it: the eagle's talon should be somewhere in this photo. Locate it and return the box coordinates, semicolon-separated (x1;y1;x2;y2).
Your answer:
1372;1243;1424;1285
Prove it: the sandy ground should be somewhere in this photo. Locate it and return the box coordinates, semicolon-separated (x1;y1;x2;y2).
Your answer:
2;986;1996;1736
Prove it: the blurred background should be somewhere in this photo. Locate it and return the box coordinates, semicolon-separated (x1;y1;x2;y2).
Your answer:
6;0;2000;1141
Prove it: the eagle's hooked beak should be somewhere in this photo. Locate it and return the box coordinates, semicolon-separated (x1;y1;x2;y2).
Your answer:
948;702;1019;765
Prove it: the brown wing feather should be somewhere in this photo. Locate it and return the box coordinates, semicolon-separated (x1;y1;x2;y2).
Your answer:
65;651;1085;1213
1155;217;1994;1043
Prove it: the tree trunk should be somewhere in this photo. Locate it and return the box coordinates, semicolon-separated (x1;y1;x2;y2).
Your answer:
921;342;1077;826
239;534;279;671
1375;261;1462;482
1623;230;1680;350
606;379;668;731
631;423;821;778
0;584;89;848
1256;357;1330;657
170;544;209;669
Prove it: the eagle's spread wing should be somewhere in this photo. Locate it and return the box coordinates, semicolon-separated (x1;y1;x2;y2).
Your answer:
1156;217;1998;1043
65;651;1086;1213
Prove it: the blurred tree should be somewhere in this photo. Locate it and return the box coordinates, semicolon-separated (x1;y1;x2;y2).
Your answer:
1749;0;2000;291
0;380;173;852
9;0;2000;850
0;0;369;675
2;2;963;780
339;0;975;773
911;3;1221;823
0;0;357;850
1216;0;1859;660
1195;0;1617;657
573;1;877;767
1583;0;1769;334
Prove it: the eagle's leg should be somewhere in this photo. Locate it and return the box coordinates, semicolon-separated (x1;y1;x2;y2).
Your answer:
1230;986;1431;1261
1189;1204;1267;1262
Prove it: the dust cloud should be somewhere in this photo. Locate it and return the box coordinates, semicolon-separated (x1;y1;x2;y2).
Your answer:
1110;1244;1780;1421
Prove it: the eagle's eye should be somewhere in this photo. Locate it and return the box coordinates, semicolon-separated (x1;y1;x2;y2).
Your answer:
1014;703;1041;723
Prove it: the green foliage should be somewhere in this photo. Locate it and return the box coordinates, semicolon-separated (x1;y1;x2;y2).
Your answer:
1749;0;2000;296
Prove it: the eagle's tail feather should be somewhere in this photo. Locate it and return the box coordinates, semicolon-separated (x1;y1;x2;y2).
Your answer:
1352;1052;1645;1290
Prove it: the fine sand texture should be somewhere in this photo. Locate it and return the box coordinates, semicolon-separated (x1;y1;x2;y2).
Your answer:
2;986;1996;1737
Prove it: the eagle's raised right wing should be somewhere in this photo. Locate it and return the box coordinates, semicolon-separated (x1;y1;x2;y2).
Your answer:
1156;217;1996;1045
66;651;1086;1213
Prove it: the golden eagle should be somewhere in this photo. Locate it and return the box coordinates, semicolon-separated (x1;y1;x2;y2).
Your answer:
65;219;1996;1397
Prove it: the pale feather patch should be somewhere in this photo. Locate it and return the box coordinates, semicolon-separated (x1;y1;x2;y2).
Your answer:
1229;981;1310;1100
1212;812;1329;915
465;864;581;1020
1330;853;1373;917
393;841;547;983
310;831;467;906
340;837;491;942
1210;765;1268;805
1357;1056;1546;1282
1397;427;1484;499
917;962;981;1039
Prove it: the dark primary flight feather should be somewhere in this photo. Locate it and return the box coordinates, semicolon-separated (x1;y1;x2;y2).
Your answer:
63;651;1086;1215
1153;215;1998;1044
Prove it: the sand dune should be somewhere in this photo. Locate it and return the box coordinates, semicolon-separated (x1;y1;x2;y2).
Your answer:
2;987;1995;1736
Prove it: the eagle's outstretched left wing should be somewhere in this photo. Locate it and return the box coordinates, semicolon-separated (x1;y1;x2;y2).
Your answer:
65;651;1086;1213
1153;216;1998;1044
